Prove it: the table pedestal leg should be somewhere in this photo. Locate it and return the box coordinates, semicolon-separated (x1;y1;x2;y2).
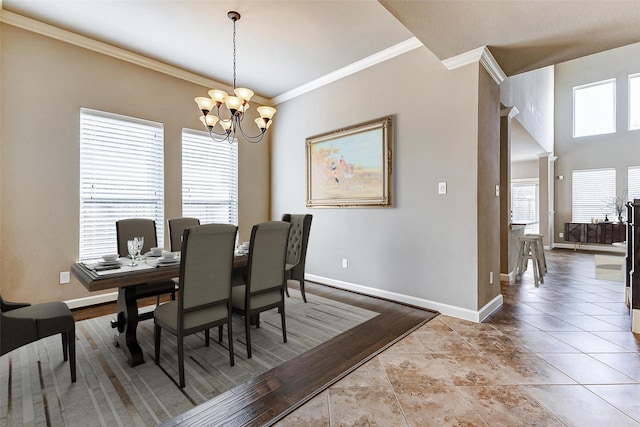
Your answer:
112;286;145;367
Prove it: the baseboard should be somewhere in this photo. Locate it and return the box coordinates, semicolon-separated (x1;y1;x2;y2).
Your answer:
632;309;640;334
64;292;118;310
306;274;503;323
553;242;625;253
500;272;514;283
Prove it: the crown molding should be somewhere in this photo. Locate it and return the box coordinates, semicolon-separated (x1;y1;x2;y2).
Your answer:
272;37;423;105
0;10;272;106
442;46;507;85
500;106;519;118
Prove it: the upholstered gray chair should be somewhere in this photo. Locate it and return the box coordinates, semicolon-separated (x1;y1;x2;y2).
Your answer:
154;223;237;388
0;295;76;382
168;217;200;252
282;214;313;303
232;221;290;359
116;218;176;305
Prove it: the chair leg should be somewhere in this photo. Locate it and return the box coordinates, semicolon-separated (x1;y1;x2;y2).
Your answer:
299;280;307;303
178;336;185;388
280;304;287;344
154;325;161;365
68;330;76;383
61;332;69;361
227;319;235;367
245;314;252;359
205;329;210;347
218;325;223;343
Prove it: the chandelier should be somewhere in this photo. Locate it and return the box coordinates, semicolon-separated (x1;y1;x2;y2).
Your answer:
195;11;276;144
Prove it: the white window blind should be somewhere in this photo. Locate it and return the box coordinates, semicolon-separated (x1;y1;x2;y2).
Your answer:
511;181;539;234
571;168;616;223
80;108;164;260
182;129;238;225
573;79;616;138
629;166;640;200
630;73;640;130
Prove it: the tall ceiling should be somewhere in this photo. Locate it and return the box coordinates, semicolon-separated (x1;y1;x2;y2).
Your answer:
3;0;640;100
2;0;640;161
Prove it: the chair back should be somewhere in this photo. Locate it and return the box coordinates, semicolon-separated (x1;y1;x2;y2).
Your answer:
246;221;290;296
168;217;200;251
178;224;237;317
282;214;313;267
116;218;158;256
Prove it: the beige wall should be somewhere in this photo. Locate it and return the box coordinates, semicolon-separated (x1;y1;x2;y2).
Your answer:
0;24;270;303
270;45;498;315
476;66;501;308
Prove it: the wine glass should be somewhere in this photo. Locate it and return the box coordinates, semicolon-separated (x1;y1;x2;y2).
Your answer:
134;236;144;260
127;239;138;266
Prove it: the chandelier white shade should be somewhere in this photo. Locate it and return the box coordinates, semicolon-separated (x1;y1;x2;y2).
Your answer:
195;11;275;143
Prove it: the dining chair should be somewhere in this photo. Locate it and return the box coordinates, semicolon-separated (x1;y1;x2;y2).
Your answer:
282;214;313;303
116;218;176;307
168;217;200;252
232;221;290;359
0;294;76;382
154;223;237;388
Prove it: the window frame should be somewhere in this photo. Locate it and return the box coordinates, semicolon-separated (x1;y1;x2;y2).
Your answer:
571;168;616;223
79;108;165;261
629;73;640;131
181;128;238;227
573;78;616;138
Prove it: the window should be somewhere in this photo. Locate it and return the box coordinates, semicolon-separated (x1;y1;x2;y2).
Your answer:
79;108;164;261
630;73;640;130
573;79;616;137
571;168;616;223
182;129;238;225
629;166;640;200
511;180;539;234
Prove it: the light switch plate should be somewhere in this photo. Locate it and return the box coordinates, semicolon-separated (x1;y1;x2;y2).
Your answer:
495;184;500;196
438;182;447;195
59;271;70;284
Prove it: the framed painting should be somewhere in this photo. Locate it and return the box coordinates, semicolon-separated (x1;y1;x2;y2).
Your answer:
306;116;392;208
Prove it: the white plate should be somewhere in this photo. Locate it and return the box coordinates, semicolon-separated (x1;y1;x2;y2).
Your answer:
145;251;162;257
157;259;180;266
98;260;121;266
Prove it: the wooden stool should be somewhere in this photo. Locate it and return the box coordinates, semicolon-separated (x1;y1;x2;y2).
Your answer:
525;233;547;274
514;236;544;287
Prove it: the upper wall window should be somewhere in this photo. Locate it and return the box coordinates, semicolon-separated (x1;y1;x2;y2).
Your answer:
181;129;238;226
571;168;616;223
629;73;640;130
573;79;616;138
79;108;165;260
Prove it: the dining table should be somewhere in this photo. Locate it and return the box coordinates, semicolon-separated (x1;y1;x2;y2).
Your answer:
71;253;248;367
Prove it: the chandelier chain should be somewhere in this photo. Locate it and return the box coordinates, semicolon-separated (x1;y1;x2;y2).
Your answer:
232;18;237;90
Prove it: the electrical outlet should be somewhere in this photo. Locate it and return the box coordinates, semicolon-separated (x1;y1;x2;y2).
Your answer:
60;271;70;284
559;232;564;238
495;184;500;197
342;258;348;269
438;182;447;195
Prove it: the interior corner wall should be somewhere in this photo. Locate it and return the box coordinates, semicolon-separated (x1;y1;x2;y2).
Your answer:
554;42;640;243
0;25;270;303
500;66;554;153
0;23;4;298
270;46;483;315
476;66;501;309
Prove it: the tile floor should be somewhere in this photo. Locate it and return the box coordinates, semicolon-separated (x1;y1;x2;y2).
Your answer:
275;249;640;426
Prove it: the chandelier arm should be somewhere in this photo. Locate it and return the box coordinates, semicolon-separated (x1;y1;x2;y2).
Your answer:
236;121;267;143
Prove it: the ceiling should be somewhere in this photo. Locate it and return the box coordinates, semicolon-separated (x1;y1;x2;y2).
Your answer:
3;0;640;161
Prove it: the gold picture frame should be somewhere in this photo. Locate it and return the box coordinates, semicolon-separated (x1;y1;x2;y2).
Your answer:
306;116;393;208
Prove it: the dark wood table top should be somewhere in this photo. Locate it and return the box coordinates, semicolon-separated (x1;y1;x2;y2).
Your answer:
71;255;248;293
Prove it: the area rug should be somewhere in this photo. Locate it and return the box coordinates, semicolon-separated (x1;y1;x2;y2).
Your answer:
594;254;625;282
0;289;377;426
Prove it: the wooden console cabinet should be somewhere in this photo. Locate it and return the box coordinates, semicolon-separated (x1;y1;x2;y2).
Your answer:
564;222;626;244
